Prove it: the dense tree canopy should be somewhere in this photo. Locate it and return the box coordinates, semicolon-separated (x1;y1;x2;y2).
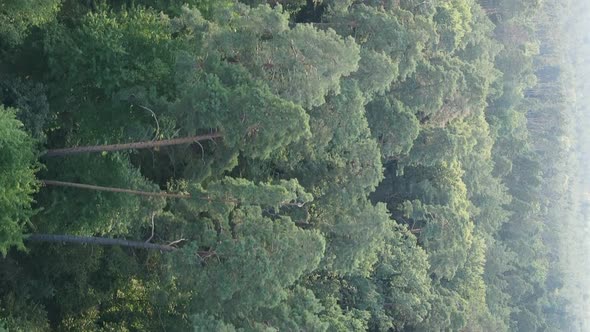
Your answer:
0;0;586;330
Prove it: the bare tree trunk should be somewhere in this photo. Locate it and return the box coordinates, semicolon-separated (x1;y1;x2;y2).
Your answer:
43;132;222;157
41;180;191;199
41;180;305;207
410;228;422;234
26;234;178;251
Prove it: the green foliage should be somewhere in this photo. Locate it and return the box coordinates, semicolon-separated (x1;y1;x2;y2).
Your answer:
403;194;474;280
366;96;420;160
35;154;165;236
44;6;181;99
350;224;432;331
172;74;311;159
321;199;392;275
325;4;434;81
350;48;398;99
191;177;313;209
0;294;49;332
186;4;361;108
0;107;39;256
0;0;580;329
171;206;325;325
0;0;61;46
434;0;474;51
248;286;329;331
0;76;50;141
128;0;235;19
192;313;237;332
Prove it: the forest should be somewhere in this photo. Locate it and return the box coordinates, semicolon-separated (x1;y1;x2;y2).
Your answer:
0;0;589;331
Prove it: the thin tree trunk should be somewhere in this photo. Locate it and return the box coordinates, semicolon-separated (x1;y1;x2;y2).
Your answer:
41;180;305;207
25;234;178;251
410;228;422;234
41;180;191;199
43;132;222;157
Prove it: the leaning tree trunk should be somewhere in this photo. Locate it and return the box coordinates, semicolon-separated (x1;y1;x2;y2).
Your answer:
43;132;222;157
41;180;306;207
26;234;177;251
40;180;191;199
40;180;242;204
